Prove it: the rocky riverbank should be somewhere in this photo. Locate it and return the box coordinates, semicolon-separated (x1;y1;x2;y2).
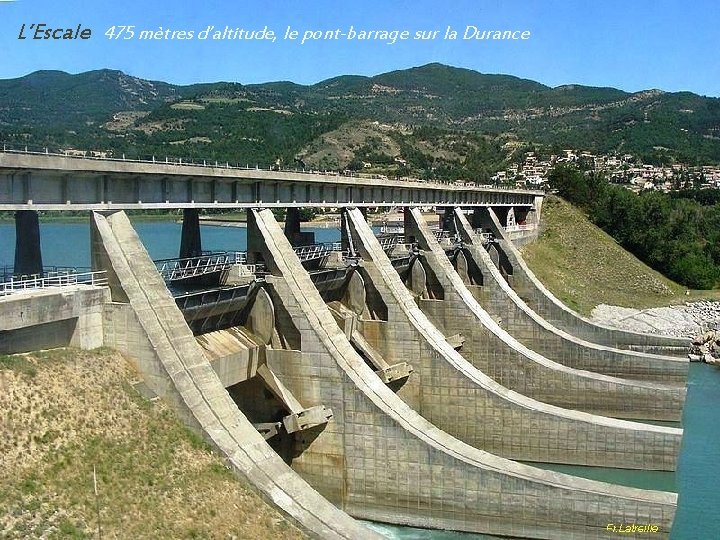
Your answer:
592;301;720;364
591;301;720;339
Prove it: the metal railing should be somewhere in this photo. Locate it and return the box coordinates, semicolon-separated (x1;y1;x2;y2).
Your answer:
1;265;90;281
156;251;247;281
377;235;401;252
472;229;496;245
0;270;108;296
379;223;405;234
434;230;454;242
293;242;344;262
157;243;345;283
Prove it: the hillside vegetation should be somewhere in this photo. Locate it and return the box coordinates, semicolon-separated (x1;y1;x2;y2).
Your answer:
0;348;307;539
2;63;720;172
548;165;720;289
520;196;720;315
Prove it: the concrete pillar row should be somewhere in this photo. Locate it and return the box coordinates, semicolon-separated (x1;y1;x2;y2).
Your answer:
244;207;677;538
440;206;456;233
179;208;202;258
452;207;689;384
401;207;686;422
477;206;690;354
14;210;43;275
346;208;682;467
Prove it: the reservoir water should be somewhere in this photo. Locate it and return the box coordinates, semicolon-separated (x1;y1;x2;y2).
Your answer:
1;220;719;539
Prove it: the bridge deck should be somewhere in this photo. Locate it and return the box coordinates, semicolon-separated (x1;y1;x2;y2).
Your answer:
0;151;541;210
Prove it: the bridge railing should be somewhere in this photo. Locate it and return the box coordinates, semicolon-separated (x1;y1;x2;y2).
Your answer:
0;270;108;296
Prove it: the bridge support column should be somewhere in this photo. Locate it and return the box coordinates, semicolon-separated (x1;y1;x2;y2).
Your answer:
14;210;43;276
531;195;544;225
403;207;416;243
284;207;314;247
179;209;202;258
440;206;456;233
471;207;493;231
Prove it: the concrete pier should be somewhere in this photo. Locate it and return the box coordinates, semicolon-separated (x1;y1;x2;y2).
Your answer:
475;207;690;356
243;207;677;537
91;210;377;540
400;207;686;422
179;208;203;258
13;210;43;275
284;207;315;247
452;208;689;383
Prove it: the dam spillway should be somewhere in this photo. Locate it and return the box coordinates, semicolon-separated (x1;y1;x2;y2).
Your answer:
0;156;691;538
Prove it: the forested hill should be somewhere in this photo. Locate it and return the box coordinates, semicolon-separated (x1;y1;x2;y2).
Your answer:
1;63;719;171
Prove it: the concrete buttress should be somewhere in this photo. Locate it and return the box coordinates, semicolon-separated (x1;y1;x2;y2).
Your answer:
475;207;689;356
90;210;379;540
340;208;682;470
451;207;689;384
399;207;686;422
246;207;678;538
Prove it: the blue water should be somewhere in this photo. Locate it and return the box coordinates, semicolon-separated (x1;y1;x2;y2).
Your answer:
671;362;720;538
1;220;719;539
0;220;342;268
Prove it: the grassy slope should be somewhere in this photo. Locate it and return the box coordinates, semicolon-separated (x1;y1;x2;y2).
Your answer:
520;195;720;315
0;348;307;540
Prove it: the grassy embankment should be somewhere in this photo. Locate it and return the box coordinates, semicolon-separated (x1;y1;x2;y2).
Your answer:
520;195;720;315
0;348;307;539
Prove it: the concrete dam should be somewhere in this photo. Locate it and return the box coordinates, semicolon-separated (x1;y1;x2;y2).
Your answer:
0;151;689;538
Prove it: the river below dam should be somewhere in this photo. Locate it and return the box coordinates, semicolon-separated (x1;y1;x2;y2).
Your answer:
1;220;719;539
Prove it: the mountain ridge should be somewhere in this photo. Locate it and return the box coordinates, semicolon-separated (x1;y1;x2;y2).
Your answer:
1;63;719;171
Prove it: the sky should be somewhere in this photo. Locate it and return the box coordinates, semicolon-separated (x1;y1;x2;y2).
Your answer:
0;0;718;96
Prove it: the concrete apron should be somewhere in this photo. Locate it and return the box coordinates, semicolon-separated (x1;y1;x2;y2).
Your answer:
402;207;686;422
248;207;676;538
453;208;688;385
90;210;378;540
480;207;689;356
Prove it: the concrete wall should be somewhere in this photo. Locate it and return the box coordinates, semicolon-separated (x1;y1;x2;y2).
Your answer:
248;207;677;538
477;207;689;355
0;286;108;353
506;228;538;248
90;210;377;540
401;208;686;423
452;208;689;385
